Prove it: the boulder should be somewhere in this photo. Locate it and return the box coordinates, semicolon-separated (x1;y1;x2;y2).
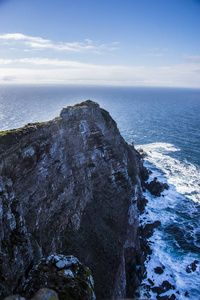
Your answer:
21;254;95;300
137;148;148;159
140;221;161;239
152;280;175;295
186;260;199;273
154;266;165;275
32;288;59;300
145;177;169;197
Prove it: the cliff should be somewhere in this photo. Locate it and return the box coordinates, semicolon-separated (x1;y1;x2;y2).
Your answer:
0;100;147;299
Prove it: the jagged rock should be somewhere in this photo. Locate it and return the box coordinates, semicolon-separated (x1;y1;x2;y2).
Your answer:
186;259;199;273
152;280;175;295
0;100;147;299
137;197;148;212
140;165;151;184
21;254;95;300
137;148;148;159
140;221;161;239
148;278;154;286
154;266;165;274
145;177;169;197
124;247;145;298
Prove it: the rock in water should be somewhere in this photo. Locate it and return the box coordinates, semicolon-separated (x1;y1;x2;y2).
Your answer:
0;100;147;298
145;177;169;197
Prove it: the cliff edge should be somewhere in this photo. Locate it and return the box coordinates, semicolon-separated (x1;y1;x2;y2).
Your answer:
0;100;147;299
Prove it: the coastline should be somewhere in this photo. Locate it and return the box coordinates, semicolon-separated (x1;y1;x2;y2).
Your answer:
0;101;149;299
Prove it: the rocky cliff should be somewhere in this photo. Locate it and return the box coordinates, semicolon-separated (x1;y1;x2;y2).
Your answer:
0;100;147;299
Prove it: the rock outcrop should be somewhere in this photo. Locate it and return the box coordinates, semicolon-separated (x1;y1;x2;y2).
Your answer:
145;177;169;197
20;254;95;300
0;100;147;299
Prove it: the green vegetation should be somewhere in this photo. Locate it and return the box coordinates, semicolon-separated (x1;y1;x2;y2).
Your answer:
0;121;47;137
0;122;47;150
0;127;25;137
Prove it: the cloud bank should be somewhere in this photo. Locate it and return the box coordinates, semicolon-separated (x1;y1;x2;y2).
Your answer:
0;33;200;88
0;33;118;53
0;57;200;88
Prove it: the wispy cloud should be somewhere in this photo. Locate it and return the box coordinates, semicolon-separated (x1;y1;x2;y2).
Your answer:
0;33;119;53
0;59;13;65
183;54;200;61
0;57;94;68
0;57;199;88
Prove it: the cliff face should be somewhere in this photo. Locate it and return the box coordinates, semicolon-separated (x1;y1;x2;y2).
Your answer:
0;100;146;299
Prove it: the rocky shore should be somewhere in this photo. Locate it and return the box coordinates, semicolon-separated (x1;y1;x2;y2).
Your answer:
0;100;154;299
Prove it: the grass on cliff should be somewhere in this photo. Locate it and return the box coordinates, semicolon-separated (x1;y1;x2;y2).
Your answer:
0;122;46;150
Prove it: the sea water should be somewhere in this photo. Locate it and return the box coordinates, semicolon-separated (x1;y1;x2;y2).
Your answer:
0;85;200;299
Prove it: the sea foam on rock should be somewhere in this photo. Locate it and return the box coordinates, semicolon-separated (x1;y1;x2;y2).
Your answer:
145;177;169;197
0;100;148;299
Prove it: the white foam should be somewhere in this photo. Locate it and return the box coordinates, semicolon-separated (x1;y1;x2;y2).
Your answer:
139;142;200;204
138;142;200;299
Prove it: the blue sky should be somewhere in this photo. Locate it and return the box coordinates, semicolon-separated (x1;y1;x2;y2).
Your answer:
0;0;200;87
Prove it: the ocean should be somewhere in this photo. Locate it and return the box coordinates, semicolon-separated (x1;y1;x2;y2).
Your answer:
0;85;200;299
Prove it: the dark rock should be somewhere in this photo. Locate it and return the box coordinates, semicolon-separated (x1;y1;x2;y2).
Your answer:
0;100;146;299
163;183;169;190
140;221;161;239
124;247;144;298
186;260;199;273
145;177;169;197
191;260;199;271
137;197;148;212
157;294;176;300
140;165;151;183
157;296;169;300
185;291;189;296
152;280;175;295
154;266;164;274
22;254;95;300
137;148;148;159
148;278;154;286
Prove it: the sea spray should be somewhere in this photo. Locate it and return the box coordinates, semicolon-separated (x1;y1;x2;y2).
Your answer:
139;142;200;299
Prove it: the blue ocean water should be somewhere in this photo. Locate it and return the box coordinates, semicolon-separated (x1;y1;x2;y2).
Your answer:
0;85;200;299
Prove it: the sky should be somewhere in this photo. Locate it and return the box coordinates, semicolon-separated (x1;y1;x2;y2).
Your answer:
0;0;200;88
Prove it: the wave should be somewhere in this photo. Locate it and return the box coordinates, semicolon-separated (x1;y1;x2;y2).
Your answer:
138;142;200;204
138;142;200;299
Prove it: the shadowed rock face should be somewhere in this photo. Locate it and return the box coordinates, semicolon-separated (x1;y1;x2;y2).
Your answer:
0;100;145;299
21;254;96;300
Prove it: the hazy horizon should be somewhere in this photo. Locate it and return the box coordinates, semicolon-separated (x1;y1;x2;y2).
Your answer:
0;0;200;88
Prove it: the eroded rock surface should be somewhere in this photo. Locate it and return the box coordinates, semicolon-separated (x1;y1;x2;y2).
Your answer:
0;100;147;298
20;254;95;300
145;177;169;197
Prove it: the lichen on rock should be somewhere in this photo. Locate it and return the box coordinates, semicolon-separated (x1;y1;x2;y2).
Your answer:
20;254;95;300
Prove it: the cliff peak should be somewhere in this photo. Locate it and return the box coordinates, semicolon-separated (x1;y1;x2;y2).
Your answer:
0;101;146;299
